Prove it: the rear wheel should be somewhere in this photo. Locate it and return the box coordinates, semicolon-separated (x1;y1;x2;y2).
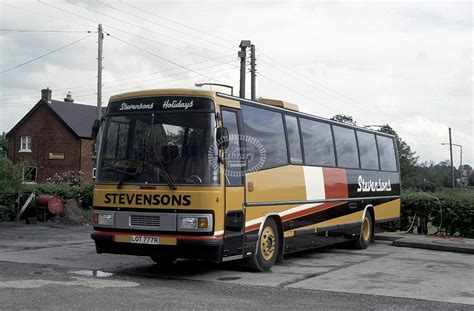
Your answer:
247;218;279;272
150;255;177;266
352;212;372;249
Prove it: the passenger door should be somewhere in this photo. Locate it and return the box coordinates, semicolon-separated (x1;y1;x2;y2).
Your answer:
221;108;245;258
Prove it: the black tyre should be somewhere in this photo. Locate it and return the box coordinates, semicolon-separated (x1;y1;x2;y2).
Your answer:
352;212;372;249
150;255;177;266
247;218;279;272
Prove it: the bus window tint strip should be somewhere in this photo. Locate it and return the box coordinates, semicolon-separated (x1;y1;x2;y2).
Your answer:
300;118;336;167
376;135;397;171
107;96;215;114
356;131;379;170
241;104;288;170
284;115;303;164
332;125;360;169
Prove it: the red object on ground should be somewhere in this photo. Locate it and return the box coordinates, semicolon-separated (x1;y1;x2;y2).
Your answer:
36;195;64;214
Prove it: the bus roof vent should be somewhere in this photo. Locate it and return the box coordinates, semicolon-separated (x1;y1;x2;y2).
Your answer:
259;98;299;111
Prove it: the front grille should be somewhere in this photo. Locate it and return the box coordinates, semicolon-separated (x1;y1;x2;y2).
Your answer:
130;215;160;227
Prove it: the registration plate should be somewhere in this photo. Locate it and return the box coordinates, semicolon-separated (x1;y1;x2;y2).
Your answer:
130;235;159;245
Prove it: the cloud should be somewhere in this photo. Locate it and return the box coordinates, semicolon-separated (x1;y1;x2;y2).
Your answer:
1;1;472;165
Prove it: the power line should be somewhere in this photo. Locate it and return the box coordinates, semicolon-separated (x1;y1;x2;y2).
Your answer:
120;1;236;46
0;53;237;105
96;1;234;52
108;34;216;81
259;72;363;121
0;3;92;28
0;34;94;74
0;29;92;33
258;50;458;138
0;54;236;98
63;0;226;57
258;57;383;116
80;67;237;98
1;67;237;107
38;1;223;61
46;59;237;97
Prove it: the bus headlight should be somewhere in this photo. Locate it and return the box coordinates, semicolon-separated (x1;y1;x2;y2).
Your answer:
93;211;115;227
178;214;212;232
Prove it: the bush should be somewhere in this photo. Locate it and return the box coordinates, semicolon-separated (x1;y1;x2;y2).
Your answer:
0;158;25;221
46;170;84;186
400;190;474;238
77;183;94;209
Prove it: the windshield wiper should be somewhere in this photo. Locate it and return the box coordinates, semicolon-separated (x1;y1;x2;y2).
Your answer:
117;159;144;189
151;152;177;190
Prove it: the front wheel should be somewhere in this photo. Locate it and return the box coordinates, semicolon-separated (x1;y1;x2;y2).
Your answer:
352;212;373;249
247;218;280;272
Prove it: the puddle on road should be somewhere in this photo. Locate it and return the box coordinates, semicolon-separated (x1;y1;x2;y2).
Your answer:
217;277;242;281
69;270;113;278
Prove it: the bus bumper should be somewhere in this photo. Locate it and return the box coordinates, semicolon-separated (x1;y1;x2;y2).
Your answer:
91;232;223;262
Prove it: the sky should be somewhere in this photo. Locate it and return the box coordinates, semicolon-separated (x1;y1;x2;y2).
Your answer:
0;0;472;166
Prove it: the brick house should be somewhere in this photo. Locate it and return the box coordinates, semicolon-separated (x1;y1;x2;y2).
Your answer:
6;88;101;183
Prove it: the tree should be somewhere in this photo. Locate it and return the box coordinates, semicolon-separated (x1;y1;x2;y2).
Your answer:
468;173;474;186
331;114;357;126
378;124;419;188
0;132;7;157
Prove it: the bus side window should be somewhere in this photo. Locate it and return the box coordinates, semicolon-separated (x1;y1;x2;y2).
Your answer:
356;131;379;170
333;125;360;169
241;105;288;170
377;135;397;171
284;115;303;164
221;110;244;186
300;118;335;166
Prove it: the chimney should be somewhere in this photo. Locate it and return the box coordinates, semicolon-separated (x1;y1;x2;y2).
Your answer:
64;91;74;103
41;87;52;103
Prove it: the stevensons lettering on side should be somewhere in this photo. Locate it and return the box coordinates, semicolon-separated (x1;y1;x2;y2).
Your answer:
357;175;392;193
107;96;214;114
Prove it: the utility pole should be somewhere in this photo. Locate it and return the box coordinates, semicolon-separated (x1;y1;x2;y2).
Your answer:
449;127;454;191
459;144;463;191
238;40;251;98
96;24;104;150
250;44;256;101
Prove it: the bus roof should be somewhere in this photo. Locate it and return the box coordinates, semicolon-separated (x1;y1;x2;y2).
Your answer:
108;88;217;102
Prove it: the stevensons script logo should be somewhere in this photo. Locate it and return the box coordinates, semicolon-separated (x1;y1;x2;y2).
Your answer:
356;175;392;192
162;99;194;110
119;102;154;111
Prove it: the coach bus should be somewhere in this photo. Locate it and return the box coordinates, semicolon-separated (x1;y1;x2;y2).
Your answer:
91;89;400;271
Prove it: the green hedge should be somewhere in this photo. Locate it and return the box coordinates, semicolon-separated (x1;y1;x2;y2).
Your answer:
400;190;474;238
0;158;24;221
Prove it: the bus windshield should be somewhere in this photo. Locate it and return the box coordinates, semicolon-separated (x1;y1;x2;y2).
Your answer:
96;112;219;185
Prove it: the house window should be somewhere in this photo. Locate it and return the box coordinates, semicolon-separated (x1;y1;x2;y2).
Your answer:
20;136;32;152
22;166;37;183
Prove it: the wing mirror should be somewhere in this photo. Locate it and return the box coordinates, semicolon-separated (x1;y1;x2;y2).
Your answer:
216;127;229;150
91;119;101;140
